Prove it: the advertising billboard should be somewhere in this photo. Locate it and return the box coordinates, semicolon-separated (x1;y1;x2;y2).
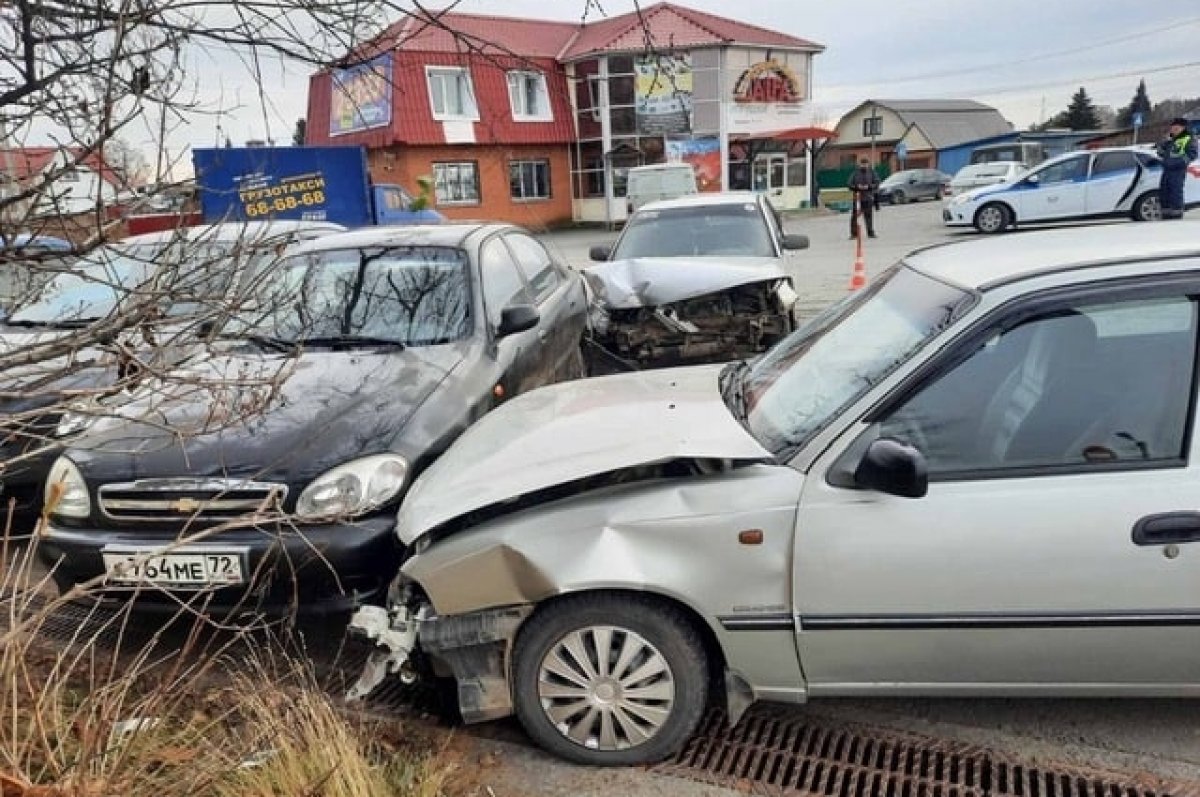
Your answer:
636;54;692;135
330;54;393;136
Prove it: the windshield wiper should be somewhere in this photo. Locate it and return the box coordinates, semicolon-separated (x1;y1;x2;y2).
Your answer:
296;335;406;350
222;333;298;354
719;360;750;422
6;317;99;329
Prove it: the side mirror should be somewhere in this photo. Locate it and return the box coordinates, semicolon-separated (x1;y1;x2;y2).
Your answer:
497;304;539;338
589;245;612;262
195;318;217;339
854;438;928;498
781;234;809;251
1024;174;1041;186
908;177;919;184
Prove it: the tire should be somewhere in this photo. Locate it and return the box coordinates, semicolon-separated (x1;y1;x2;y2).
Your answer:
891;189;906;205
1131;191;1162;222
512;594;709;766
974;202;1011;234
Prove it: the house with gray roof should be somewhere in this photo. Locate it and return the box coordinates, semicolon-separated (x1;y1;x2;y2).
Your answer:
823;99;1016;175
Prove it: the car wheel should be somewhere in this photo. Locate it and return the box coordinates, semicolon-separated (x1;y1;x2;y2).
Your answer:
891;189;906;205
974;202;1011;234
512;594;709;766
1132;191;1162;222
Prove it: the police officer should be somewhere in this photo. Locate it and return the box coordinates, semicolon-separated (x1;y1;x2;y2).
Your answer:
847;158;879;238
1156;117;1197;219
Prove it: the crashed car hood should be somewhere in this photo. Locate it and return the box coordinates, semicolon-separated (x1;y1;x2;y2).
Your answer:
395;364;771;544
584;256;787;309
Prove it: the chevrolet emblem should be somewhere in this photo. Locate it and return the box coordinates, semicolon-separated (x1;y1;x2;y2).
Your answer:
169;497;202;514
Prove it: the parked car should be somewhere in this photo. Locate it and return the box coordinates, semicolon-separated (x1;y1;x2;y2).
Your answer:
0;233;76;314
0;220;342;528
945;161;1024;197
585;192;806;372
348;221;1200;766
624;163;698;215
944;145;1200;233
876;168;951;204
39;223;588;615
969;140;1046;168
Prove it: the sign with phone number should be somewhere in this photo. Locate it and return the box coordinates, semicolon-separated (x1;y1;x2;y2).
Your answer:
236;173;327;218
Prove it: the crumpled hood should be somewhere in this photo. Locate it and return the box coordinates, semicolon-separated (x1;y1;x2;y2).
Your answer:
584;256;787;309
395;364;771;544
70;345;463;483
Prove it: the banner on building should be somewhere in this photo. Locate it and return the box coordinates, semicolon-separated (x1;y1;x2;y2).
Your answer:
727;58;808;135
636;54;692;135
666;137;721;192
330;54;393;136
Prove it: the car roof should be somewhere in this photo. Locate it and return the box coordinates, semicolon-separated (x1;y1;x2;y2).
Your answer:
906;221;1200;291
638;192;760;212
121;220;346;247
1036;145;1154;166
284;223;514;255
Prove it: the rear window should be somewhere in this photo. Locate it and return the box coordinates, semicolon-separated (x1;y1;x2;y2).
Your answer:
958;164;1013;179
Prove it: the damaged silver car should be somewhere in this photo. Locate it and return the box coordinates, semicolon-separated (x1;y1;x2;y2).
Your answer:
582;193;805;372
351;223;1200;766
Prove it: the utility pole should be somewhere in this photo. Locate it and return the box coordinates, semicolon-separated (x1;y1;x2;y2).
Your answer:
869;101;877;164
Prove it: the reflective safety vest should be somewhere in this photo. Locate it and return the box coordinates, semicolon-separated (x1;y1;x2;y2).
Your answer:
1173;134;1194;156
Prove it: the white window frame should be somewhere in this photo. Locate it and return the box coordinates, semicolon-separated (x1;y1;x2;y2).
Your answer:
425;66;479;121
433;161;481;206
507;70;552;122
509;159;551;201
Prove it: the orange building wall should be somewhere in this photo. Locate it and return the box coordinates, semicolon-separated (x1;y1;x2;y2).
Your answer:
368;145;573;230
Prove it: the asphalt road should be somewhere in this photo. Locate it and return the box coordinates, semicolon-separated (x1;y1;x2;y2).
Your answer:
537;202;1200;783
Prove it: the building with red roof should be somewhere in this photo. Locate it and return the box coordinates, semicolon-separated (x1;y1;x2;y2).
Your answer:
306;3;824;226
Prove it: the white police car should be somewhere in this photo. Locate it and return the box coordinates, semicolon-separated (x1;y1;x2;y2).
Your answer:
943;145;1200;233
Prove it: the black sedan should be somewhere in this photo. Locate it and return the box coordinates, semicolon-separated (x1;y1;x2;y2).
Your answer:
38;223;587;616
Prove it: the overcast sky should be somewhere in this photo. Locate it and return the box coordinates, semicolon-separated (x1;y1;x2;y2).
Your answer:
141;0;1199;169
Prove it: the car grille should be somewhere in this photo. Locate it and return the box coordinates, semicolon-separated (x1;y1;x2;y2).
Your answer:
97;479;288;523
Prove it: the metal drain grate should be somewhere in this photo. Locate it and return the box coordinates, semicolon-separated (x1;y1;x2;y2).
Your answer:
656;707;1188;797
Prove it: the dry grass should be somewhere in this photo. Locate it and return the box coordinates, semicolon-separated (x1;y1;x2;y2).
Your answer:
0;535;457;797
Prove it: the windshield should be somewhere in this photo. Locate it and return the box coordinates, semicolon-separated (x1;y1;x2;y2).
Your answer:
880;172;914;187
958;163;1016;180
7;244;158;325
612;202;774;259
739;267;973;456
231;246;472;346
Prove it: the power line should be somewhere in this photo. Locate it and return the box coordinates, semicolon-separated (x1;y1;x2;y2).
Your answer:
822;16;1200;89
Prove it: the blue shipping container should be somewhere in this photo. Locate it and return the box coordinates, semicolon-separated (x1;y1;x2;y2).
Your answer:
193;146;374;227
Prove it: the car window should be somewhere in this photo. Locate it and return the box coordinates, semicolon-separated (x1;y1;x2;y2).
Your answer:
230;245;472;346
1091;151;1137;176
612;202;775;259
504;233;560;303
876;295;1198;476
480;237;534;327
1034;156;1087;185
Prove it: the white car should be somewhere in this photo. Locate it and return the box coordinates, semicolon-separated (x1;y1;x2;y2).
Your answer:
943;145;1200;233
944;161;1024;197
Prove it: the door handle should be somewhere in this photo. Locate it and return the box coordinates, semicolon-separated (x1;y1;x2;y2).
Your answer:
1132;512;1200;546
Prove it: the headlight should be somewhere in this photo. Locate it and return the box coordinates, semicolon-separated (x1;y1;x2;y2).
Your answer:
950;194;973;207
45;457;91;519
295;454;409;521
55;407;92;437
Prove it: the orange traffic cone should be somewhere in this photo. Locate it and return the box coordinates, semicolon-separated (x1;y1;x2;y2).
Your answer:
848;223;867;292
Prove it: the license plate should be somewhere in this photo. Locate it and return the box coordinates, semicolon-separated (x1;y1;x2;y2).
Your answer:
101;546;247;588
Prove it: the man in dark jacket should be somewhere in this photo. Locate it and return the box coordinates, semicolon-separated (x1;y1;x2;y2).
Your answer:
1156;118;1197;219
847;158;879;238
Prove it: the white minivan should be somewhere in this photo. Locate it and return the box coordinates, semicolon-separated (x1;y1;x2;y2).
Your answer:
624;163;698;214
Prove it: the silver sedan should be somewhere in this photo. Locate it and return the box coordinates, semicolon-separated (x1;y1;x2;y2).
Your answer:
351;221;1200;766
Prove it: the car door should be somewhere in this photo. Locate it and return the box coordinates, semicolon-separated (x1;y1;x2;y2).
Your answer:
793;282;1200;694
1084;150;1140;215
502;231;584;382
479;235;543;397
1012;154;1090;220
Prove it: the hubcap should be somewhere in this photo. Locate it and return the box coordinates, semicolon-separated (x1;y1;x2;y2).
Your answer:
536;626;675;752
979;207;1002;231
1142;196;1162;221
